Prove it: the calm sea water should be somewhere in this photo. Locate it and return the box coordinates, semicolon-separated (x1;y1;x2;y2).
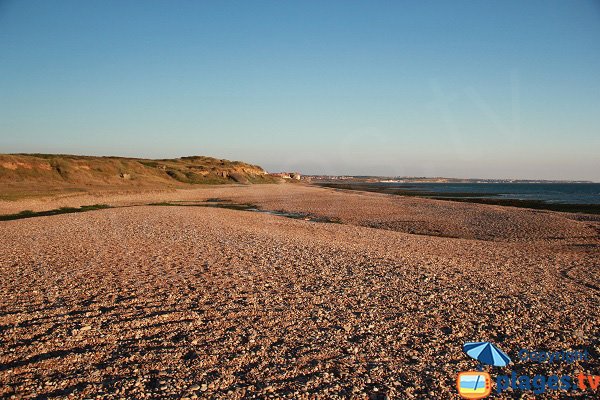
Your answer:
373;183;600;204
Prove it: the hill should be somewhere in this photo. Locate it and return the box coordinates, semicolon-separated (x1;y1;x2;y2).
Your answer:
0;154;278;199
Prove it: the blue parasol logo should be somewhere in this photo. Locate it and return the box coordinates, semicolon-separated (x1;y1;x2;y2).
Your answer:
457;342;511;399
463;341;511;369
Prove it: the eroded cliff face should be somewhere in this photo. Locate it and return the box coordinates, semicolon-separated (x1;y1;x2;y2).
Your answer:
0;154;276;192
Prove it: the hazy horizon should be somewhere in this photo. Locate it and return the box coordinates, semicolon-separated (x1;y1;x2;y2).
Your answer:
1;1;599;181
4;151;600;182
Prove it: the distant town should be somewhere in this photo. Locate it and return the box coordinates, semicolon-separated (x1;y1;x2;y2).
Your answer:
304;175;594;184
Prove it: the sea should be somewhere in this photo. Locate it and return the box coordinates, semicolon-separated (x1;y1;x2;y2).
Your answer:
365;182;600;204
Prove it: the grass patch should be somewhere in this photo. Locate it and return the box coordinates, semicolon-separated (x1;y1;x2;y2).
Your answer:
138;160;159;168
149;201;258;211
0;204;111;221
247;175;280;184
148;201;341;223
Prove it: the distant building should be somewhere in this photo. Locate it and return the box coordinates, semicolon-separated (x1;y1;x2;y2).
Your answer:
271;172;301;180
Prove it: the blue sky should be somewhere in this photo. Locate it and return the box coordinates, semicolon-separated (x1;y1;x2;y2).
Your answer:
1;1;599;180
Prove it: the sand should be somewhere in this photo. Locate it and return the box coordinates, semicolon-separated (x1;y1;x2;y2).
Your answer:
0;184;598;399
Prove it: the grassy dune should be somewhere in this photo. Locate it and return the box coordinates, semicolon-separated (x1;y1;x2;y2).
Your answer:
0;154;278;199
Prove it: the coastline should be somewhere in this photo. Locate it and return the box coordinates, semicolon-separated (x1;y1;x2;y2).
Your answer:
314;182;600;215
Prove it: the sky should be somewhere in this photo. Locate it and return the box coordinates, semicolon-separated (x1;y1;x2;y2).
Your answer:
1;1;599;180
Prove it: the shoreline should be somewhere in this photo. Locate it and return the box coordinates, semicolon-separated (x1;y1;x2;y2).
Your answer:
314;183;600;215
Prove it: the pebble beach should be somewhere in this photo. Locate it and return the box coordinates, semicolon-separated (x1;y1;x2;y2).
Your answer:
0;184;598;399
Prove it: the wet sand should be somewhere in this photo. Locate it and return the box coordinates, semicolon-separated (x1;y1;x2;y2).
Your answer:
0;184;598;399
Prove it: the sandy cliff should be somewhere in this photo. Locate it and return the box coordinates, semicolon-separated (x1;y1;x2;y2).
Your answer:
0;154;277;198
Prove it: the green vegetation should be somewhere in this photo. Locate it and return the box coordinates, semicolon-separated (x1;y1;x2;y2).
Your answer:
0;153;279;200
148;201;342;223
247;174;280;184
0;204;111;221
138;160;159;168
148;201;258;211
0;201;341;224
